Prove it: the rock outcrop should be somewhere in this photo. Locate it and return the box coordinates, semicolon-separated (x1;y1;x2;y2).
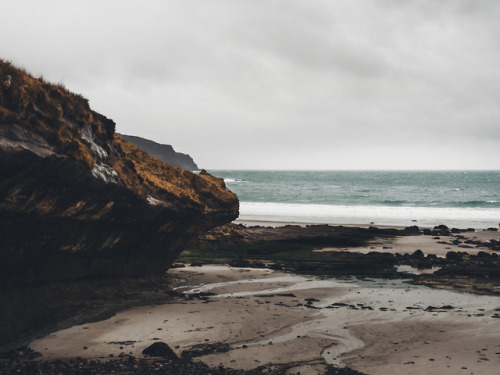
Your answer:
120;134;198;171
0;59;239;287
190;223;421;255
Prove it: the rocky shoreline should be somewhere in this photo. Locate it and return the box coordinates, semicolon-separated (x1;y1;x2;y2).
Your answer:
0;348;366;375
183;223;500;295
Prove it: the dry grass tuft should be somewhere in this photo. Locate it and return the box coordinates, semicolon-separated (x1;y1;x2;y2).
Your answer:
0;59;115;169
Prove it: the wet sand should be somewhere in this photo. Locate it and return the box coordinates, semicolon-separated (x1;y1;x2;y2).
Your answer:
30;265;500;375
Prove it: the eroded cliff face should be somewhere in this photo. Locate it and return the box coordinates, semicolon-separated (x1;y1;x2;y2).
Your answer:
0;60;238;287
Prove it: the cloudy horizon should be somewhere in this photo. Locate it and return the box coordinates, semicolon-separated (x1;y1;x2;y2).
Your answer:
2;0;499;170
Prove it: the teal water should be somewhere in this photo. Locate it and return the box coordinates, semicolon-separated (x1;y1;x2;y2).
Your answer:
210;171;500;228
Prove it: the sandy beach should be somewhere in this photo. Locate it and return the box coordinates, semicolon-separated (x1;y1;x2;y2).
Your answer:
22;222;500;374
30;255;500;374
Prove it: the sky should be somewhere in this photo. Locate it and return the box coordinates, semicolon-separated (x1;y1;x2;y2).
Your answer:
1;0;500;170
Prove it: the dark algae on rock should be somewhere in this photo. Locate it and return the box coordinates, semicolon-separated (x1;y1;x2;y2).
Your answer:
181;223;421;277
0;60;238;348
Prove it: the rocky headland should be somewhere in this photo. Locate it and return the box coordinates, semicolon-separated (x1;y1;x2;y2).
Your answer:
120;134;199;171
0;60;238;349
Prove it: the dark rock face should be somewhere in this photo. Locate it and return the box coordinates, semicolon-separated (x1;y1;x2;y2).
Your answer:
0;60;238;287
120;134;198;171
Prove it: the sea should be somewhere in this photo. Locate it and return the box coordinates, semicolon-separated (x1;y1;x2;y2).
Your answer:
209;170;500;229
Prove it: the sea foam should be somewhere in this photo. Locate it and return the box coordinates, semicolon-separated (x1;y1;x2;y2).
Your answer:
239;201;500;229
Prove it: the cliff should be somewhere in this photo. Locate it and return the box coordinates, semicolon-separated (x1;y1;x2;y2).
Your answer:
0;59;239;287
120;134;198;171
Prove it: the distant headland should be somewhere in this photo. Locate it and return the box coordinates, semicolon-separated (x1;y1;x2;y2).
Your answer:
120;134;198;171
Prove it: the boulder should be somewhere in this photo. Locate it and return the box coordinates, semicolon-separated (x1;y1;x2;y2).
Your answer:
412;249;424;258
142;342;178;359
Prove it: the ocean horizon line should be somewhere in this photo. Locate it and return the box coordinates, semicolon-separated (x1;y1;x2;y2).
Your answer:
209;169;500;172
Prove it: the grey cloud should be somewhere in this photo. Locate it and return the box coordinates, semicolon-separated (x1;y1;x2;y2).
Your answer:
1;0;500;169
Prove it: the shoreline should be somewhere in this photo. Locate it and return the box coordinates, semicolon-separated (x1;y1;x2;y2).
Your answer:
235;219;412;229
235;218;500;231
236;201;500;231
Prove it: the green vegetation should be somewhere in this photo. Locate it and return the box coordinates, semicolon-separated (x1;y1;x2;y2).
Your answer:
178;238;315;266
178;241;399;279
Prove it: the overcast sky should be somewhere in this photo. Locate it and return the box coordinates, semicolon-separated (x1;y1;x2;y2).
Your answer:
2;0;499;169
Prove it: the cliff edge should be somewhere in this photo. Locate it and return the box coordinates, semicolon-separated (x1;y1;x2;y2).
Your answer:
0;59;239;288
120;134;199;171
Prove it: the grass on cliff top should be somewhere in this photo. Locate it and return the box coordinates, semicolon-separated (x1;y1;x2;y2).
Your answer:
110;135;238;209
0;59;115;169
1;59;238;211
